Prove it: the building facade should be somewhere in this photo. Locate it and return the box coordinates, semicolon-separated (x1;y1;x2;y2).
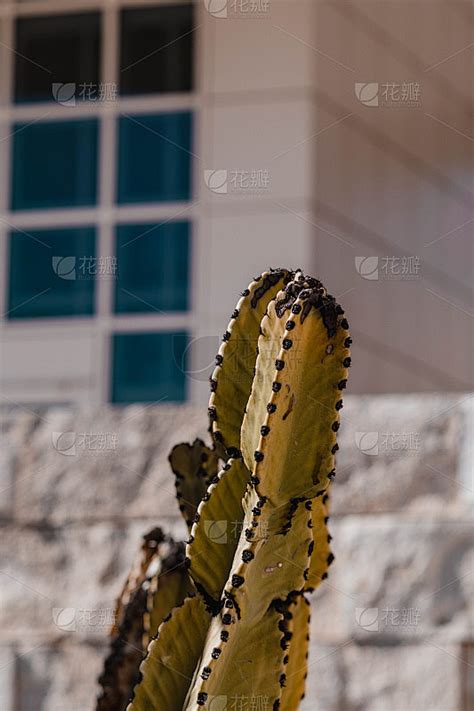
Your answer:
0;0;472;406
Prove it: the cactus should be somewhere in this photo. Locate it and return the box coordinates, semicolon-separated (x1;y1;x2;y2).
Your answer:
97;269;351;711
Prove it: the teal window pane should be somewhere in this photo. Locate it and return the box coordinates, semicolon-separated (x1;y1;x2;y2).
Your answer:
117;112;192;204
8;227;96;319
111;332;188;403
11;119;98;210
115;221;190;314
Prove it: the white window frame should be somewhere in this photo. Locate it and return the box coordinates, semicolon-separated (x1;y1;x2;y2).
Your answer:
0;0;204;404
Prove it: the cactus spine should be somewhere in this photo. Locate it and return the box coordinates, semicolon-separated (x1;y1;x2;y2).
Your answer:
97;269;351;711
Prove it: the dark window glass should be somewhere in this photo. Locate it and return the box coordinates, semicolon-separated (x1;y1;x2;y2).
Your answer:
11;119;98;210
111;332;188;403
117;112;192;204
120;4;194;96
8;227;96;319
14;13;100;103
115;221;190;314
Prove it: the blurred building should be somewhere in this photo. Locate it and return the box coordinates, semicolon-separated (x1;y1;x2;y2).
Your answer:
0;0;472;406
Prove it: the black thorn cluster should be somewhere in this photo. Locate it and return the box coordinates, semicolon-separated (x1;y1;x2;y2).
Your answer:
231;574;245;588
201;666;212;681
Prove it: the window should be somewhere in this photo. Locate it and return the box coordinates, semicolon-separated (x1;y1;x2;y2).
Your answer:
117;112;193;204
11;119;99;211
15;13;101;104
115;221;190;314
8;227;96;319
120;4;194;95
111;332;188;403
2;2;197;404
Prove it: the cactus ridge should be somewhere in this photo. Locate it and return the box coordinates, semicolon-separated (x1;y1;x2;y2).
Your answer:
144;540;194;645
187;603;287;709
279;595;311;710
209;269;291;458
97;529;190;711
304;491;333;592
170;440;220;530
101;269;351;711
223;497;313;625
186;457;250;604
126;595;212;711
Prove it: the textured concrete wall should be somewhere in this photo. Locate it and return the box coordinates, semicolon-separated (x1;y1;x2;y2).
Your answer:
0;395;472;710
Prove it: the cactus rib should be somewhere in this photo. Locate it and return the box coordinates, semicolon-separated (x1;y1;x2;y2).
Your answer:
186;457;250;604
170;440;220;531
209;269;291;458
127;596;212;711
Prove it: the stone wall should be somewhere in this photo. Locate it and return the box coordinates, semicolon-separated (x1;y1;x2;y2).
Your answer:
0;395;472;710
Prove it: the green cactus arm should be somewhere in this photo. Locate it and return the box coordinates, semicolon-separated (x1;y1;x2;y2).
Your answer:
144;540;195;643
241;273;351;507
97;529;188;711
223;493;313;625
186;457;250;603
305;492;333;592
185;604;286;710
280;596;311;711
170;440;220;530
209;269;291;458
127;596;211;711
110;528;168;638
